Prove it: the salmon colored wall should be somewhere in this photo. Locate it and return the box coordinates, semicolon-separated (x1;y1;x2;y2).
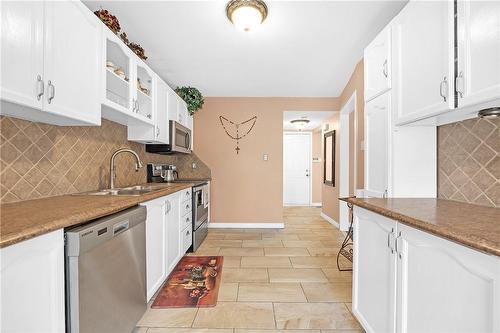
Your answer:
311;129;323;204
194;97;339;223
321;59;364;223
340;60;365;190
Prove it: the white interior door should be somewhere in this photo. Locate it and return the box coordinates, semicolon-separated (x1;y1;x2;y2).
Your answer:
283;133;311;206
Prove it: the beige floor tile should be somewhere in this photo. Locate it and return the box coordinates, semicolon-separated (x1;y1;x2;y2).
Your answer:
242;239;283;248
321;240;344;247
290;256;337;268
261;234;300;240
222;268;268;283
298;234;338;241
264;247;310;256
273;303;361;329
206;234;226;240
132;327;148;333
241;256;291;268
137;308;198;327
225;233;263;240
148;329;233;333
321;269;353;283
283;240;325;248
202;240;243;248
236;330;321;333
218;283;239;301
301;283;352;302
219;247;264;256
307;248;341;257
268;268;328;283
238;283;306;302
321;330;364;333
222;256;241;268
193;302;276;329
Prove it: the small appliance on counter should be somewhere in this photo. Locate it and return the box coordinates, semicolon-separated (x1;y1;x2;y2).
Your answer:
147;163;178;183
146;120;191;154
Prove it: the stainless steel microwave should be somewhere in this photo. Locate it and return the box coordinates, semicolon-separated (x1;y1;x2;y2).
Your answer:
146;121;191;154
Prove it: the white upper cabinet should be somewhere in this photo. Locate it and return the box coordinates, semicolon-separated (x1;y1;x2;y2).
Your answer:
0;0;101;126
456;0;500;108
127;75;168;144
393;0;454;125
364;26;392;102
43;1;101;125
1;1;44;111
101;27;155;127
364;92;390;198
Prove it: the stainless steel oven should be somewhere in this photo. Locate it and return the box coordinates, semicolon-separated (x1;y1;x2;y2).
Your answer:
145;121;191;154
192;183;209;251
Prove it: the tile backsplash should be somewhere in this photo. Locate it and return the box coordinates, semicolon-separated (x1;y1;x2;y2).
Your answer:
0;116;210;203
437;117;499;207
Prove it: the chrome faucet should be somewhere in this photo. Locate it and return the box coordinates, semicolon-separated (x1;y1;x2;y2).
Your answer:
109;148;144;189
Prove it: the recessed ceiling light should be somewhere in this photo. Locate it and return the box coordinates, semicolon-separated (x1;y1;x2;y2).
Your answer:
226;0;268;32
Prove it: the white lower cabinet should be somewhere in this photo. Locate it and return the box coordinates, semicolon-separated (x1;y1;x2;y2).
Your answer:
0;229;65;332
353;208;397;333
143;189;193;302
143;196;167;301
353;207;500;333
165;191;182;273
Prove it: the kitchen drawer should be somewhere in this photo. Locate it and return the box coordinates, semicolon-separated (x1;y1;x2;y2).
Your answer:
181;214;192;231
181;226;192;253
181;200;192;217
181;188;192;203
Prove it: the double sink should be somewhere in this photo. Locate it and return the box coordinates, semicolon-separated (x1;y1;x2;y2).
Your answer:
77;185;168;197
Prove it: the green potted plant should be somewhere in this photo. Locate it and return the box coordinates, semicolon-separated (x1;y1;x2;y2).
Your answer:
175;86;204;116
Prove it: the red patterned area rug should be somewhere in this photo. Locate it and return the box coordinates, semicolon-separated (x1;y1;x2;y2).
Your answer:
151;256;224;308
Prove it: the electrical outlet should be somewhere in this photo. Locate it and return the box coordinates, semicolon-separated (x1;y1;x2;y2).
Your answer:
263;154;269;161
192;162;197;169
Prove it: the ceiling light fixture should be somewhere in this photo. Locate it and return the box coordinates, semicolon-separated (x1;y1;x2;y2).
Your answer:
226;0;268;32
478;107;500;119
290;119;310;130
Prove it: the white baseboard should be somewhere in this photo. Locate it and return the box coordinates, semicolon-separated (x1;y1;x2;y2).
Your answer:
311;202;322;207
208;222;285;229
320;212;339;228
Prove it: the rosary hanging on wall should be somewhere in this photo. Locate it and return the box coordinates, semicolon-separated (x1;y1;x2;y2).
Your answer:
219;115;257;154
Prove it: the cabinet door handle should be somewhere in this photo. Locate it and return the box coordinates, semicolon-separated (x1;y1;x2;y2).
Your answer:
135;100;139;112
382;59;388;78
456;71;464;98
156;126;160;137
439;76;448;102
395;232;403;259
132;98;136;112
387;228;395;254
36;75;44;101
47;80;55;104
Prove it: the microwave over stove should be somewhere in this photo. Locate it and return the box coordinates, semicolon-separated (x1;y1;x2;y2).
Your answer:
146;120;191;154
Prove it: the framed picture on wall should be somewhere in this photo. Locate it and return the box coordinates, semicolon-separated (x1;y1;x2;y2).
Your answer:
324;130;335;186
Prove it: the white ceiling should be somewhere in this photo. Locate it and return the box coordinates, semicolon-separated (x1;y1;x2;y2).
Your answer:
283;111;335;131
85;1;406;97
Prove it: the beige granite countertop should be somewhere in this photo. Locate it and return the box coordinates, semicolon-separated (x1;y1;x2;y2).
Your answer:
341;198;500;257
0;182;196;248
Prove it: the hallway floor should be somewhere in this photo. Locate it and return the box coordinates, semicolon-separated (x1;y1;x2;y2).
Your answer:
136;207;362;333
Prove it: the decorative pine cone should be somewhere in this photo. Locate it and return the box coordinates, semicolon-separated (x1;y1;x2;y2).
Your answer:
128;42;148;60
94;9;121;34
119;32;130;45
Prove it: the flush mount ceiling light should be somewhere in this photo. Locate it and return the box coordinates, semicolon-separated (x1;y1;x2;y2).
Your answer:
478;107;500;119
226;0;268;32
290;119;310;130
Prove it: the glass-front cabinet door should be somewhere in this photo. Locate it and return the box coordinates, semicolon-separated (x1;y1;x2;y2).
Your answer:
134;61;154;121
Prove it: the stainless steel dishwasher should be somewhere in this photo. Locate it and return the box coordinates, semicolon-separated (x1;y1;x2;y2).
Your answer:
65;206;147;333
